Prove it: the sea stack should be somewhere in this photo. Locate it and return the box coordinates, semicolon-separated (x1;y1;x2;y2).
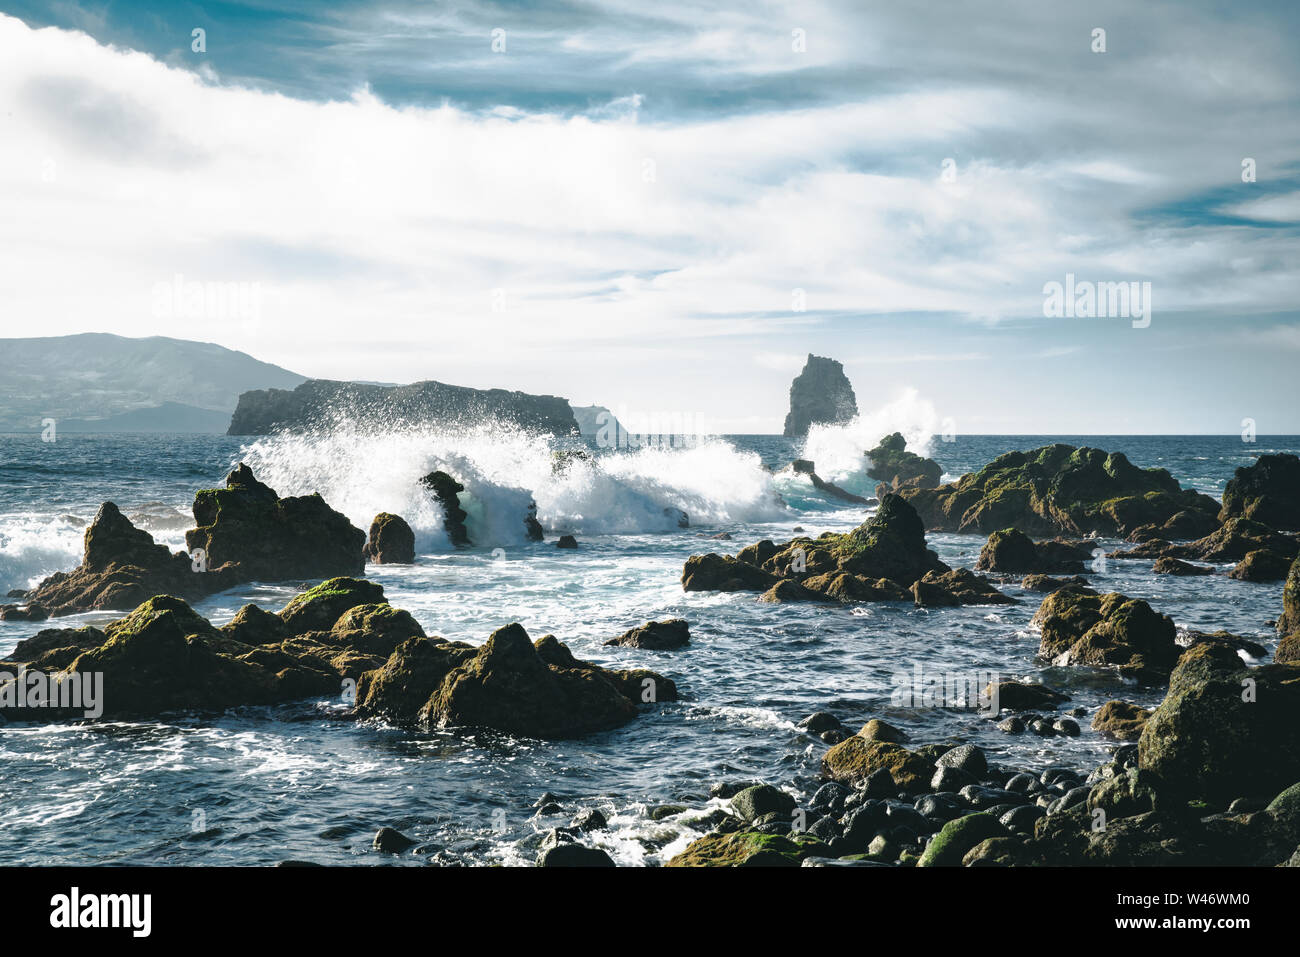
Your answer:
782;354;858;438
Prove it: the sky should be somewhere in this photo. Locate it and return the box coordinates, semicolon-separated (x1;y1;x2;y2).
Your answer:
0;1;1298;434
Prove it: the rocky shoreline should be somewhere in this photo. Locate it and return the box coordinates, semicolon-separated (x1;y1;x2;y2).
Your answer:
2;443;1298;867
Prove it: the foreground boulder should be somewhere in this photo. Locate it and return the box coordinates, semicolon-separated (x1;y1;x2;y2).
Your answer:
355;624;677;738
0;595;334;721
866;432;941;497
1;585;675;741
0;581;438;721
1280;555;1300;636
900;445;1219;537
1138;643;1300;805
1032;587;1179;683
1219;453;1300;530
186;464;365;581
363;513;416;564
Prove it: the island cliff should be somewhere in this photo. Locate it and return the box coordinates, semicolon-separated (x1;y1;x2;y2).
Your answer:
228;379;580;436
782;354;858;438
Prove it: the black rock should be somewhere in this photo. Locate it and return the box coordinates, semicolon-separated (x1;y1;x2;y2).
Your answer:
936;743;987;778
537;844;616;867
373;827;417;853
1052;718;1081;737
798;711;844;734
809;782;850;814
999;804;1046;833
571;808;607;832
931;765;976;792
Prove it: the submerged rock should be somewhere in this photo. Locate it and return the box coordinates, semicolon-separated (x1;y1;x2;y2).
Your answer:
790;459;869;505
912;568;1018;607
537;844;616;867
373;827;417;853
1152;557;1215;576
604;619;690;650
1020;573;1091;592
681;553;780;592
900;445;1220;537
1032;587;1179;683
782;354;857;438
363;512;416;564
985;681;1070;712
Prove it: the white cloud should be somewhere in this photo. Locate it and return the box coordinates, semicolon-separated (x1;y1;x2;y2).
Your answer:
0;8;1297;433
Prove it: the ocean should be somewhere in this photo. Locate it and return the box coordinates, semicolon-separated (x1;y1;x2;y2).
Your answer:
0;428;1294;865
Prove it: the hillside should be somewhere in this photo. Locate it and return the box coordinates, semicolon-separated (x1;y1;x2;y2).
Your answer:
0;334;306;432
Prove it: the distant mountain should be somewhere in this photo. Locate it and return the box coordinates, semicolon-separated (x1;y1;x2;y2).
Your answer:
0;334;306;433
59;402;233;434
229;379;580;436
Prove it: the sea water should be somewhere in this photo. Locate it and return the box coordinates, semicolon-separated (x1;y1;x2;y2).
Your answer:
0;429;1293;865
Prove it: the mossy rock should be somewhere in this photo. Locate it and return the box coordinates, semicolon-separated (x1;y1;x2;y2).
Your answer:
1091;700;1152;740
1138;643;1300;805
279;577;386;634
329;602;425;656
962;836;1023;866
666;831;830;867
859;718;907;743
917;813;1006;867
821;737;935;792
